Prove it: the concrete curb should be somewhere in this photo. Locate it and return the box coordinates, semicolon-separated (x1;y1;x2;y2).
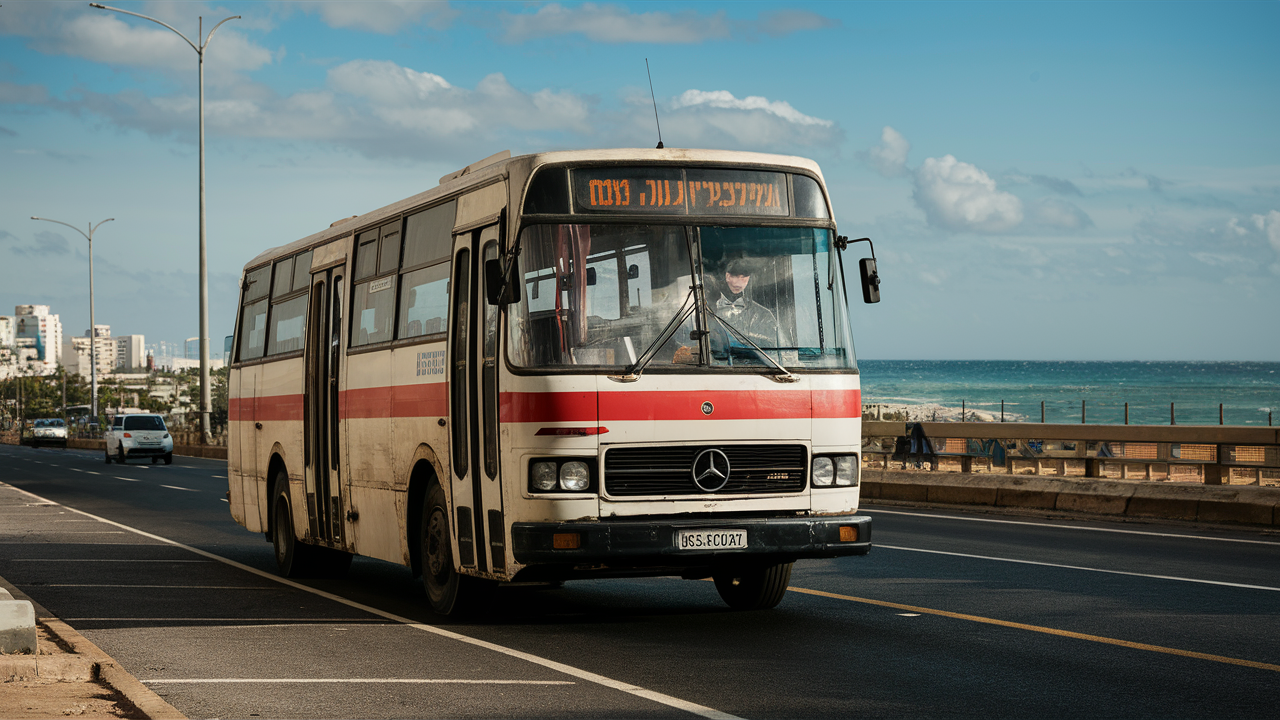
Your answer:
863;469;1280;527
0;577;185;720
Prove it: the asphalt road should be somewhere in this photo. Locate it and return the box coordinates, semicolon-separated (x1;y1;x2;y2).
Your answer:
1;442;1278;719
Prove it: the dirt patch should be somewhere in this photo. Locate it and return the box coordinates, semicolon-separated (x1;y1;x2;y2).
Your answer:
0;623;145;719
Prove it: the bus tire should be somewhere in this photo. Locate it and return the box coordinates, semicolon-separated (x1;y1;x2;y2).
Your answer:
272;474;317;577
420;485;491;615
713;561;793;611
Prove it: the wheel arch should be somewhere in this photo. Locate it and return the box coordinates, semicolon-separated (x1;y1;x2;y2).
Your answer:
405;444;446;577
264;446;290;538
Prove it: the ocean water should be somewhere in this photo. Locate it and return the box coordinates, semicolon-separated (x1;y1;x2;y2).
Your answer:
858;360;1280;426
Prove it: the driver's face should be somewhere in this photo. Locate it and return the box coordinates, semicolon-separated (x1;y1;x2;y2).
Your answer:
724;272;750;294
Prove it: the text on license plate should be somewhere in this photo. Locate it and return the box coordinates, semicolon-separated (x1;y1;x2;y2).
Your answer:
676;529;747;550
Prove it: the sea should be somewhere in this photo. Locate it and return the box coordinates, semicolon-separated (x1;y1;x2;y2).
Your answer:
858;360;1280;427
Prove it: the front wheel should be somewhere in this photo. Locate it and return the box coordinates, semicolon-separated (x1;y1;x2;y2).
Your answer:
713;562;793;610
419;485;493;615
163;452;173;465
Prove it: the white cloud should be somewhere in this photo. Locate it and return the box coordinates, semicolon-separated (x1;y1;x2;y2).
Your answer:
657;89;841;150
1252;210;1280;253
863;125;910;178
912;155;1024;233
49;13;272;76
1030;197;1092;230
670;90;832;127
311;1;456;34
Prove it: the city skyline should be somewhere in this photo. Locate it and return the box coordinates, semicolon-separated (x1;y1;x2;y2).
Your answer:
1;1;1277;361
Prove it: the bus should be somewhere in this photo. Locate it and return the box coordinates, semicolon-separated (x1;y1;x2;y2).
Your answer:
227;148;881;614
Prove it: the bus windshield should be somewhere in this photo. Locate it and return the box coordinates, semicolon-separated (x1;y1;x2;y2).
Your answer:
507;223;856;372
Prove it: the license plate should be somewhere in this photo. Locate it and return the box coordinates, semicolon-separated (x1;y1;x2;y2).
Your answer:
675;528;747;551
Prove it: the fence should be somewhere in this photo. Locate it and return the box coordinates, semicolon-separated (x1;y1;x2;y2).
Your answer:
862;421;1280;487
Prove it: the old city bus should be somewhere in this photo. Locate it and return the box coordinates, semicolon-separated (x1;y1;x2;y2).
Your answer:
227;148;881;615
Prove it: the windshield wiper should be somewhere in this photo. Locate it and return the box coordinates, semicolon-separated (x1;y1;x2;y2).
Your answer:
709;313;799;383
607;287;697;383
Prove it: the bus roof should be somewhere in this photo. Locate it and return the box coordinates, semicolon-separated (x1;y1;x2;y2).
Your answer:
241;147;827;272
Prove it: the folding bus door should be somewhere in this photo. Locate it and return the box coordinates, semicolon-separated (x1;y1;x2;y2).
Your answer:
447;223;505;574
304;267;347;548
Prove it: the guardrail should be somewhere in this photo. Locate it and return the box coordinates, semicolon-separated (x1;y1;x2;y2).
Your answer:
862;421;1280;487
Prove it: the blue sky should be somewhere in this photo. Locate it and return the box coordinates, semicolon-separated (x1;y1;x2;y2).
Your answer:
1;1;1277;361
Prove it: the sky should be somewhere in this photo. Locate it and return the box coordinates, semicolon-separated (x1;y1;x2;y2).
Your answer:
1;0;1277;362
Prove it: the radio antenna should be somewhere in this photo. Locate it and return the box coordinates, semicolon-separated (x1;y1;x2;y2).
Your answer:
646;58;664;149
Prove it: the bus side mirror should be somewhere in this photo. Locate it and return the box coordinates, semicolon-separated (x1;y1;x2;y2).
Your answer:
485;257;521;305
859;257;880;304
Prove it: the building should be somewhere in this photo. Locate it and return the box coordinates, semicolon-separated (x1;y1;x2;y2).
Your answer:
113;334;146;371
61;330;117;380
10;305;62;376
184;337;199;360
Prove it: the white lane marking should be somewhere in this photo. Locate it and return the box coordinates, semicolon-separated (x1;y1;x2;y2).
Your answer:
85;472;101;476
2;481;740;720
63;618;390;623
878;544;1280;592
145;678;574;685
160;485;198;492
51;531;126;534
115;477;139;482
213;475;227;478
867;508;1280;546
12;559;211;563
220;498;228;503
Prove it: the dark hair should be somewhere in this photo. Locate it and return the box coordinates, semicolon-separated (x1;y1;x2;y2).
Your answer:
725;257;756;276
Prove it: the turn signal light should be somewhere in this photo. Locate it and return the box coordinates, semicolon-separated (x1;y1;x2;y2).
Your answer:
839;526;858;543
552;532;581;549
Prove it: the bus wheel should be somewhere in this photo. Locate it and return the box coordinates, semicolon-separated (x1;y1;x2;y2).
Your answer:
713;562;793;610
420;485;491;615
272;476;316;577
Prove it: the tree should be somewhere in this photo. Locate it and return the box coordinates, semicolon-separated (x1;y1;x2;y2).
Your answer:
211;365;229;434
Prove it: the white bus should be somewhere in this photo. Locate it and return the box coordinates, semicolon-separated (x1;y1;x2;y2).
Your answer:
227;148;881;614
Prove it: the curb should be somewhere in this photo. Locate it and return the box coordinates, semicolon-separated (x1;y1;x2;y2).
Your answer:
0;576;185;720
862;469;1280;527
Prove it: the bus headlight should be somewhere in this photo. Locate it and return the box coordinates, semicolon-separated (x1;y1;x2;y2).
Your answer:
531;462;558;491
811;457;834;486
835;455;858;486
560;461;590;491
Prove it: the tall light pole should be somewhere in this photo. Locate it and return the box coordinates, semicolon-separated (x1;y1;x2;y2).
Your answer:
30;216;113;423
91;3;239;443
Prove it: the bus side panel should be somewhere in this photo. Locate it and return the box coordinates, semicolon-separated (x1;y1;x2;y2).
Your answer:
258;357;306;534
390;340;449;566
237;364;264;532
343;349;402;564
227;366;247;528
810;374;862;516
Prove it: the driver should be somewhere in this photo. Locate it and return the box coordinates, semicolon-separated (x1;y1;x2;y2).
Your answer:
710;257;779;350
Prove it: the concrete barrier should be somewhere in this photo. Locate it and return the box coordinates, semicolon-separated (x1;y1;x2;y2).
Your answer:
0;588;36;655
862;469;1279;527
67;437;228;461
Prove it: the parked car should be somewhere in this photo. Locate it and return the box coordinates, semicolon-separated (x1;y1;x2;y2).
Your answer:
30;418;68;448
104;414;174;465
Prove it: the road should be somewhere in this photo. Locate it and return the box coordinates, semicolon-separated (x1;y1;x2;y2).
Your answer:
1;442;1278;718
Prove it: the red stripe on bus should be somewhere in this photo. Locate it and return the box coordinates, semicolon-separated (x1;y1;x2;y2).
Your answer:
499;392;596;424
813;389;862;419
227;394;303;423
599;390;811;421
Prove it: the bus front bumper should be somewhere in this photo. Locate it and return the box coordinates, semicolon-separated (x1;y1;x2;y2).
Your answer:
510;514;871;571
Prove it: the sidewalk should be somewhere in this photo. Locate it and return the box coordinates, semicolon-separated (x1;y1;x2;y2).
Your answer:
0;480;185;720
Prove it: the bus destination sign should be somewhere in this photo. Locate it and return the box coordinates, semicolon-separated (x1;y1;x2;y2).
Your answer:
572;168;790;217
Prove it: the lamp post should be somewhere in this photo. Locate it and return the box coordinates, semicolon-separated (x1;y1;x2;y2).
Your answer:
90;3;239;443
30;216;113;422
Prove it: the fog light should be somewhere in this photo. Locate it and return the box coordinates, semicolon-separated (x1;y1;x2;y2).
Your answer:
839;525;858;542
560;461;590;491
531;462;558;491
553;532;581;549
812;457;834;486
835;456;857;486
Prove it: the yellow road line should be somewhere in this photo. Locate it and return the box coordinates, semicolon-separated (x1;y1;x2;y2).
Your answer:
790;586;1280;673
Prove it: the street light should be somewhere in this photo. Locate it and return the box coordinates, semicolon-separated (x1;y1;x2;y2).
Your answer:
90;2;239;443
30;216;113;423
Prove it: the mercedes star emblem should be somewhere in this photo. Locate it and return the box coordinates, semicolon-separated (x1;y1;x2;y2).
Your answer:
691;448;731;492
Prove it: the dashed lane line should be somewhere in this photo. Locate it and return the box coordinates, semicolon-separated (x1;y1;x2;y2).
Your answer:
146;678;575;685
160;485;198;492
0;481;741;720
788;585;1280;674
877;544;1280;593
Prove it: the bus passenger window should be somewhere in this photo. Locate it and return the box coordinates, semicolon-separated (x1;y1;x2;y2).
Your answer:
355;231;379;280
352;278;395;346
267;295;307;355
238;299;268;360
402;201;455;269
398;264;449;339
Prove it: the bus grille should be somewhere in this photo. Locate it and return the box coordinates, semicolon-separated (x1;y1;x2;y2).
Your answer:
603;445;808;497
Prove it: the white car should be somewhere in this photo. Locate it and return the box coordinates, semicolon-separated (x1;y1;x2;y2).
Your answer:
104;413;174;465
30;419;68;448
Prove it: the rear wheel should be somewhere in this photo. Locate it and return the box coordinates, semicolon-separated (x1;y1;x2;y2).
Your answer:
272;473;318;577
713;562;793;610
419;485;492;615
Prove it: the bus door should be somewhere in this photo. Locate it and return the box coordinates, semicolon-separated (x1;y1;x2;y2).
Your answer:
447;223;505;573
304;267;346;548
